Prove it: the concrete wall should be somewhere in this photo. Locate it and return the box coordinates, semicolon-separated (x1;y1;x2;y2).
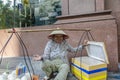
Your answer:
61;0;104;15
55;12;118;72
59;0;120;72
0;30;20;57
0;0;119;72
61;0;120;63
69;0;95;15
105;0;120;61
0;12;118;72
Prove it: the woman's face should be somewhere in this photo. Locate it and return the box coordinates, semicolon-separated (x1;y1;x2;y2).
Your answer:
53;34;64;43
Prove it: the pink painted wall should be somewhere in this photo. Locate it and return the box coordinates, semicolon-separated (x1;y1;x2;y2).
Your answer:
55;14;118;72
0;7;119;72
0;13;118;72
61;0;104;15
105;0;120;62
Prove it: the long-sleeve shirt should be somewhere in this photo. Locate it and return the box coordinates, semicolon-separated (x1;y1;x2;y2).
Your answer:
42;40;83;65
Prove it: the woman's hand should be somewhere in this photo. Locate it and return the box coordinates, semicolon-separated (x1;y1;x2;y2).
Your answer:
82;40;89;48
83;40;88;46
33;55;42;61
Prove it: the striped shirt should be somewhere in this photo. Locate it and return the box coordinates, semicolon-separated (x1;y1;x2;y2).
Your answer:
42;40;83;64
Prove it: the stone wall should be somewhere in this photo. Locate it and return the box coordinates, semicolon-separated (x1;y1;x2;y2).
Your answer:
105;0;120;62
0;11;118;72
61;0;104;15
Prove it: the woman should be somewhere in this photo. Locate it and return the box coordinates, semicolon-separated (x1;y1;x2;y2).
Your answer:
33;29;87;80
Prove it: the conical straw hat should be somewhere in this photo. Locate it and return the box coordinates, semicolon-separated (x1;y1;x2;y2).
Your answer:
48;30;69;39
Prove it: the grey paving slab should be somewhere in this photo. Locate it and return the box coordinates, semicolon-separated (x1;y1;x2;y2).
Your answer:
0;57;77;80
0;57;120;80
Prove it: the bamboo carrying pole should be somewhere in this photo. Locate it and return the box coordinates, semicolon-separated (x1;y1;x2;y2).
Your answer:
8;28;91;33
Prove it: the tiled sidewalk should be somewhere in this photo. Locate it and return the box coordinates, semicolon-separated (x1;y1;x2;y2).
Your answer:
0;57;77;80
0;57;120;80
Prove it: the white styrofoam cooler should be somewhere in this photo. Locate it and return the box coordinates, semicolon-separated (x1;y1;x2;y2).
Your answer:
71;41;109;80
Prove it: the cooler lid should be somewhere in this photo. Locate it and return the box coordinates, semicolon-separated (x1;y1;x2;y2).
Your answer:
86;41;109;64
